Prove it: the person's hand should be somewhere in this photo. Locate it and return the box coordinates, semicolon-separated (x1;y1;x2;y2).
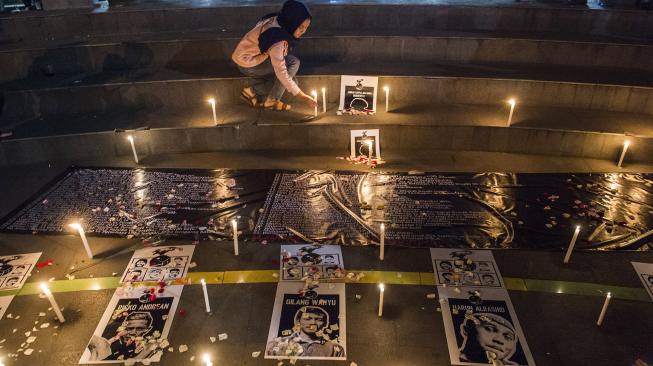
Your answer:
297;92;317;108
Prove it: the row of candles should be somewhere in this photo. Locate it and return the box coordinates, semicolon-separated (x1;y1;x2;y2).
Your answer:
7;219;613;366
127;94;633;168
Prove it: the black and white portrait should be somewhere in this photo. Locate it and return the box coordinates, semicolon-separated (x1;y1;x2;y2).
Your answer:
0;253;41;291
280;245;344;281
266;282;346;361
439;287;535;366
80;286;182;364
631;262;653;301
431;249;504;288
120;246;195;284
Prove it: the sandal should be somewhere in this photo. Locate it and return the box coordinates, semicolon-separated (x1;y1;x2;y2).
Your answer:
264;100;291;111
240;88;259;108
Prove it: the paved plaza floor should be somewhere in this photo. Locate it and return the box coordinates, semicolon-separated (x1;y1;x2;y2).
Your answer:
0;153;652;365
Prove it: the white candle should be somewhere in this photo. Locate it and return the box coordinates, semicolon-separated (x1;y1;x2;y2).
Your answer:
563;225;581;264
378;283;385;317
507;99;516;127
127;135;139;164
379;223;385;261
69;223;93;259
40;283;65;323
596;292;612;326
201;279;211;313
208;98;217;125
384;86;389;113
232;219;239;256
203;353;213;366
617;140;630;168
366;140;373;166
321;87;327;113
311;90;318;117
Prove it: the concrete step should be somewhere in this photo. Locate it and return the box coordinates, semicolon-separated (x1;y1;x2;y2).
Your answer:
3;75;652;127
0;119;648;167
2;4;651;46
2;35;652;85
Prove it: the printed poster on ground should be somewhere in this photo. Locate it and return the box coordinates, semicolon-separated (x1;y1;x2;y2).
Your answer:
265;282;346;361
430;249;504;288
79;285;183;364
349;129;381;161
0;252;42;291
438;286;536;366
0;295;14;320
338;75;378;115
631;261;653;301
280;244;345;281
119;246;195;284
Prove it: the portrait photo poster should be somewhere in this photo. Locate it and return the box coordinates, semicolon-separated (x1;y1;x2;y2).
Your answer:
438;286;536;366
0;252;42;291
280;244;345;281
119;245;195;284
631;261;653;301
0;295;14;320
430;248;505;288
79;285;183;364
265;282;346;361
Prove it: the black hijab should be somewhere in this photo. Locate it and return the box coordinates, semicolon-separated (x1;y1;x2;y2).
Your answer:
258;0;312;54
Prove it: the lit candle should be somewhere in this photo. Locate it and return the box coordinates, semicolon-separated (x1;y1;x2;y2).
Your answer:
563;225;581;264
201;278;211;313
232;219;239;256
208;98;217;125
366;140;373;166
40;283;65;323
507;98;516;127
379;223;385;261
311;90;318;117
321;87;327;113
127;135;139;164
69;223;93;259
617;140;631;168
384;86;389;113
378;283;385;317
203;353;213;366
596;292;611;326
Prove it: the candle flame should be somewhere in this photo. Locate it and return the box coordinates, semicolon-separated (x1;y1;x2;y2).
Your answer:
127;135;134;142
201;278;206;285
383;86;389;92
379;283;385;291
207;98;215;105
508;98;516;106
624;140;631;148
40;283;50;293
69;223;82;230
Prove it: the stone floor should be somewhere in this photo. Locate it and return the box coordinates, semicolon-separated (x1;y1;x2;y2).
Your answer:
0;152;652;365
